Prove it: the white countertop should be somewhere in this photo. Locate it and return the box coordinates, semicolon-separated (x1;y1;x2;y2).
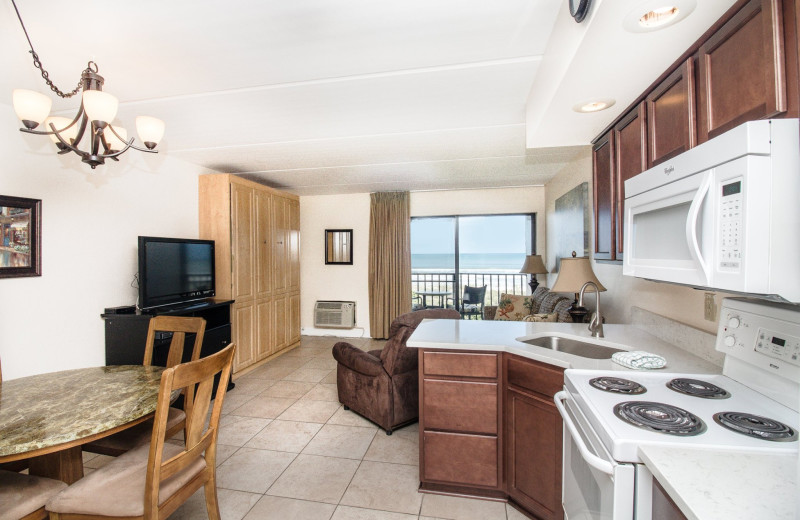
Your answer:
407;319;721;373
639;446;798;520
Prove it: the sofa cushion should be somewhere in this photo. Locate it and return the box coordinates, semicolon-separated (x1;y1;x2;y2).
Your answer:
494;293;533;321
522;312;558;322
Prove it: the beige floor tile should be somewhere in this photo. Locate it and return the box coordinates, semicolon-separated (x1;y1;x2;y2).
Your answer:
267;454;360;504
364;429;419;466
216;443;240;466
285;367;332;383
420;494;507;520
278;399;341;423
216;447;297;494
506;503;528;520
217;415;271;447
243;495;336;520
301;357;338;370
340;461;422;515
170;487;262;520
228;395;296;419
261;380;316;399
282;346;322;358
328;407;379;429
332;505;419;520
302;424;377;460
245;419;322;453
322;370;338;384
81;451;99;463
221;391;256;415
83;454;114;469
230;376;276;395
246;364;298;381
302;383;340;401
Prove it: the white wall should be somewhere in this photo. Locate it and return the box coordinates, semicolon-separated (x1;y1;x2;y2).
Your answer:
300;187;547;337
0;104;216;380
544;151;730;334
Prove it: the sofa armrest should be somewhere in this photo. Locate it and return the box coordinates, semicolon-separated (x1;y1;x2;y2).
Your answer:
332;342;385;377
484;306;497;320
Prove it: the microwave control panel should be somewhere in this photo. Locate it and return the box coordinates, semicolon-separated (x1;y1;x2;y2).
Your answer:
718;179;743;270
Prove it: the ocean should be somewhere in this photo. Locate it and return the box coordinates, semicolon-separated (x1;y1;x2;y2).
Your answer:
412;253;526;273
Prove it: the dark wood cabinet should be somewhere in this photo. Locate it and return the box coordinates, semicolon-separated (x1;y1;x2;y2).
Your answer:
613;103;648;257
646;58;696;168
505;356;564;520
592;131;616;261
697;0;787;142
652;478;689;520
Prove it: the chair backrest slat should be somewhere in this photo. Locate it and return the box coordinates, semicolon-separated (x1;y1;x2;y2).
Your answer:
143;316;207;368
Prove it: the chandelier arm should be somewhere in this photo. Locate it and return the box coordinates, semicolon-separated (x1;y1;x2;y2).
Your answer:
18;107;84;137
48;123;89;158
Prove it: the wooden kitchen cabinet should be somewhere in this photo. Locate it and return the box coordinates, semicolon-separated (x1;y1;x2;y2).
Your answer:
199;174;301;373
505;355;564;520
646;58;696;168
697;0;787;142
613;102;648;257
592;131;616;261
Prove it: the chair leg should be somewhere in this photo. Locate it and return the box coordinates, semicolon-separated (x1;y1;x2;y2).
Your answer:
203;476;221;520
385;429;393;435
344;405;350;410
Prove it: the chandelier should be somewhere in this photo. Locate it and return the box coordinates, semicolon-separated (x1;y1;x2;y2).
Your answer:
10;1;165;169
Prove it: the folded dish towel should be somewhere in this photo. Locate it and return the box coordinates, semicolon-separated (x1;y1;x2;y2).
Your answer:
611;351;667;370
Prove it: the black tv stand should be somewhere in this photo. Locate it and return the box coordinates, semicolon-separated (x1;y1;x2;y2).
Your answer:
102;299;235;392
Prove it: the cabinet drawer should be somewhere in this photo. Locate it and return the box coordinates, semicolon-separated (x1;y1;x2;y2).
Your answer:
423;351;498;378
423;431;498;488
506;356;564;398
423;379;497;434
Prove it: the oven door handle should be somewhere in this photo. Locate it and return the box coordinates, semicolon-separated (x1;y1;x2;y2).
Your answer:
554;391;615;476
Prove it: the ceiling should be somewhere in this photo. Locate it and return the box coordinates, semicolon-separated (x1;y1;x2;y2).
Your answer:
1;0;737;195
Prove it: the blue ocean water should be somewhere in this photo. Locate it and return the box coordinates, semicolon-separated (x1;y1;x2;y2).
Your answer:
412;253;525;273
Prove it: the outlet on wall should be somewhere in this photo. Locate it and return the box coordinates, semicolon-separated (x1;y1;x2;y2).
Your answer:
704;292;717;321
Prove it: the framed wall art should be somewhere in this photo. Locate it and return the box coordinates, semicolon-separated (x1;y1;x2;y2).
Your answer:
325;229;353;265
0;195;41;278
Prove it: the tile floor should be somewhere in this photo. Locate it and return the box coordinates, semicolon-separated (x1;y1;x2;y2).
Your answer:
82;336;527;520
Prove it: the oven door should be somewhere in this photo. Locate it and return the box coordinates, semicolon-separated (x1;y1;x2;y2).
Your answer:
555;391;636;520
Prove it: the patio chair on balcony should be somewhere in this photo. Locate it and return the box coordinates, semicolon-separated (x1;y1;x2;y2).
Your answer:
447;285;486;320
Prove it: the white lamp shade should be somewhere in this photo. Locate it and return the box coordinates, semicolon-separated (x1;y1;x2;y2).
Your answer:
82;90;119;123
105;125;128;150
13;89;52;127
44;116;79;145
136;116;165;146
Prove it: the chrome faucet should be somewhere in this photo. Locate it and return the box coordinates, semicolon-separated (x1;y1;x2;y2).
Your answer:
578;281;604;338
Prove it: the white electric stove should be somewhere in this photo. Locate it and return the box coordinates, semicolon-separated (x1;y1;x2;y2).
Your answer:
555;298;800;520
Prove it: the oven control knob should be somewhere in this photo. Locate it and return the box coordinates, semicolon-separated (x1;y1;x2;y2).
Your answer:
727;316;741;329
724;335;736;347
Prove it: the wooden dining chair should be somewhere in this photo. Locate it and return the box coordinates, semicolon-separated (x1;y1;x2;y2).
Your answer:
0;470;68;520
46;343;235;520
83;316;207;456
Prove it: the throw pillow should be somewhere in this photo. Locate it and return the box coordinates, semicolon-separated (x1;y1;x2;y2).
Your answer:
495;293;532;321
522;313;558;323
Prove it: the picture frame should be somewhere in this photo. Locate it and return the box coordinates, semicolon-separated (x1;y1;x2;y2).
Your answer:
553;182;589;272
0;195;42;278
325;229;353;265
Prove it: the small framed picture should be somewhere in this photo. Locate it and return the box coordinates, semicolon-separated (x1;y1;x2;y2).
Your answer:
0;195;41;278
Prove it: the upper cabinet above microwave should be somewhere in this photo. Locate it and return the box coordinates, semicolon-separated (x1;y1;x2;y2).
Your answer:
591;0;796;264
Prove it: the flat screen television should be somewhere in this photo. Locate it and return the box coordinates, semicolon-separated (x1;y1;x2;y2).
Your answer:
138;236;216;310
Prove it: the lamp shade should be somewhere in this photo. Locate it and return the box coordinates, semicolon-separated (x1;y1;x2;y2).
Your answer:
13;89;52;128
105;125;128;151
520;255;548;274
136;116;165;148
82;90;119;124
551;255;606;293
44;116;79;145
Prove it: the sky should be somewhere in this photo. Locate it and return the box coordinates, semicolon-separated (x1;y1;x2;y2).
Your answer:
411;215;531;254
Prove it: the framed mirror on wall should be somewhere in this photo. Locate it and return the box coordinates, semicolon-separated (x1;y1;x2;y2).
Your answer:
325;229;353;265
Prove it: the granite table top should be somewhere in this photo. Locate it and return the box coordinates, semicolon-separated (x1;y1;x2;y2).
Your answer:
0;365;165;460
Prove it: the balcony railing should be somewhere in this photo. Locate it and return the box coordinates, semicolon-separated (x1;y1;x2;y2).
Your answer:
411;271;530;315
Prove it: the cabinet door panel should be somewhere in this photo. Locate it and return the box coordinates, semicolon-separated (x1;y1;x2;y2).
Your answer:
423;351;498;378
646;58;696;167
256;298;273;360
272;196;289;293
613;103;647;256
423;431;498;488
288;200;301;291
506;388;563;520
506;356;564;399
232;302;255;370
697;0;786;141
289;292;301;345
592;131;615;260
255;191;272;299
273;294;288;351
423;379;498;434
231;184;255;300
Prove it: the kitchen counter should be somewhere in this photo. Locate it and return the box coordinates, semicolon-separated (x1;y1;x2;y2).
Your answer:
639;446;798;520
407;319;721;373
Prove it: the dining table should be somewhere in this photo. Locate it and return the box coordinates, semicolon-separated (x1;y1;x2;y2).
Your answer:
0;365;165;484
413;289;452;309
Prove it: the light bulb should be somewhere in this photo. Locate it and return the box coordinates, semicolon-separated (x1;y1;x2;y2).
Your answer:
136;116;165;149
105;125;128;151
44;116;79;146
13;89;52;129
82;90;119;125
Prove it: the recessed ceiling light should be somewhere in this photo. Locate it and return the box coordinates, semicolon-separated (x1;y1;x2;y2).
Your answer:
572;99;616;113
623;0;696;33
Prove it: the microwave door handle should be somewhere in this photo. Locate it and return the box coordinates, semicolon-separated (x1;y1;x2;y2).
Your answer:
554;391;615;476
686;171;713;283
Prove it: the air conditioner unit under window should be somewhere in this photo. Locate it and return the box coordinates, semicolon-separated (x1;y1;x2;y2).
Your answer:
314;300;356;329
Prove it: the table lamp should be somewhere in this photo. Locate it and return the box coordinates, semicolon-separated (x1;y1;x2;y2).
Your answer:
550;251;606;323
520;255;548;294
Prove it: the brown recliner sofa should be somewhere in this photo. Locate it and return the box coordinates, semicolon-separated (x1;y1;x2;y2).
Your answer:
332;308;460;434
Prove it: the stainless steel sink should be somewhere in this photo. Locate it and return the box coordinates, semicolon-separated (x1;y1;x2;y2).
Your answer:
520;336;624;359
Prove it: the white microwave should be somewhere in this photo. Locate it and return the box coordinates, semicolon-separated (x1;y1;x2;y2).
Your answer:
623;119;800;302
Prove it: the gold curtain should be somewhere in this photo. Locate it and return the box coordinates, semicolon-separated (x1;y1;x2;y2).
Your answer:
368;191;412;339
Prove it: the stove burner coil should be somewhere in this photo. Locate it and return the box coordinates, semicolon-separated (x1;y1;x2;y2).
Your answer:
713;412;798;442
614;401;706;436
666;378;731;399
589;377;646;395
